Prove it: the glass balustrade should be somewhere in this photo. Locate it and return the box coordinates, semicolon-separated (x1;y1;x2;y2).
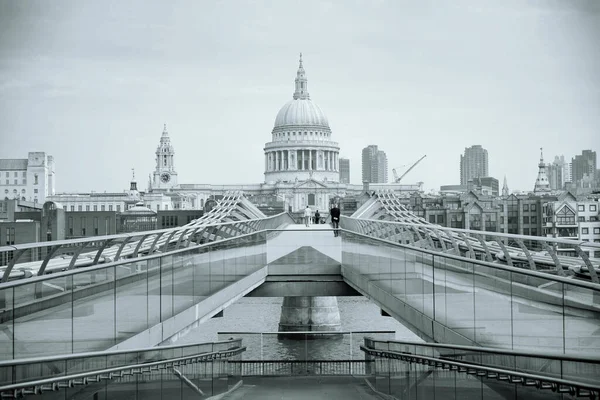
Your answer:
341;229;600;355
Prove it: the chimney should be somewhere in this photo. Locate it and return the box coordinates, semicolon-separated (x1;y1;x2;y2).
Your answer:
363;180;370;193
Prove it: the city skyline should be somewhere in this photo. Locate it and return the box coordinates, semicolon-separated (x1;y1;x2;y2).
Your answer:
1;1;599;193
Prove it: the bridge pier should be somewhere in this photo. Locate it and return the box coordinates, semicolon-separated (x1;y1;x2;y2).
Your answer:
278;296;342;339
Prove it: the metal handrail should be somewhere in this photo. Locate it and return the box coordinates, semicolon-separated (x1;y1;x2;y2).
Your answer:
0;338;242;367
362;338;600;364
345;216;600;249
0;227;269;290
0;347;246;398
360;346;600;398
339;228;600;292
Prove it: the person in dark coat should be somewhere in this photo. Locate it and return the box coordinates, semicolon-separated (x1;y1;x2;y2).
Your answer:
330;204;341;237
314;210;321;224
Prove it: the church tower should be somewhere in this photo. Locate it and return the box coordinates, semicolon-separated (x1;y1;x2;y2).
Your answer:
533;147;550;193
502;176;509;197
152;124;178;190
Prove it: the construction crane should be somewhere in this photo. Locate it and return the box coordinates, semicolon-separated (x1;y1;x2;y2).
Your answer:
392;155;427;183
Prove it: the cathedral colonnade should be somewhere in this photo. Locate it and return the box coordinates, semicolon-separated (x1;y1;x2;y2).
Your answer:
265;149;339;172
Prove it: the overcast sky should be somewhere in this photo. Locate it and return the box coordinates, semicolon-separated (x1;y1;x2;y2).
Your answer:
0;0;598;194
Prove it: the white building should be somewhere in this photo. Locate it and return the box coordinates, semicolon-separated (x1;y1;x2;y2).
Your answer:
264;53;341;184
577;200;600;256
0;152;55;204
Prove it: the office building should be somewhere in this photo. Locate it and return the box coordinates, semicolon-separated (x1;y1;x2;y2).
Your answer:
362;145;388;183
460;145;488;185
339;158;350;184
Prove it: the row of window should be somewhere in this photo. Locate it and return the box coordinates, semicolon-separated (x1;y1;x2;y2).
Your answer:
3;189;38;195
0;173;39;183
2;171;26;177
68;204;121;212
499;216;538;224
275;131;330;138
499;204;538;212
581;227;600;235
67;216;111;237
578;204;598;212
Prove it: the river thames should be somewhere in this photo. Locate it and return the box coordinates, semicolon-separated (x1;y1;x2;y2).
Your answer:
164;296;422;360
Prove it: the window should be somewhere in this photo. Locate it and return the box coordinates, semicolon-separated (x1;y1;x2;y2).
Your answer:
68;217;73;236
4;172;8;177
34;189;38;193
531;204;536;212
578;205;585;211
101;205;105;211
594;228;600;234
116;205;121;212
523;216;529;224
34;174;38;184
523;228;529;235
78;205;82;212
105;217;110;234
22;171;26;177
579;217;585;222
500;216;504;224
70;205;75;212
13;172;17;177
437;215;444;224
531;228;537;236
93;205;98;211
582;228;589;234
523;204;529;211
13;179;17;185
429;215;436;223
22;179;26;185
531;216;536;224
86;205;90;211
109;205;113;211
591;204;597;212
81;217;86;236
93;217;98;235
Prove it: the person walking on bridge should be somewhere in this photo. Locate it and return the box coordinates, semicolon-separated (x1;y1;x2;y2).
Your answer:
330;204;340;237
303;206;312;227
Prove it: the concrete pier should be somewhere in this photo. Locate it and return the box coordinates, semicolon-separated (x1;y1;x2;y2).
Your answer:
278;296;342;338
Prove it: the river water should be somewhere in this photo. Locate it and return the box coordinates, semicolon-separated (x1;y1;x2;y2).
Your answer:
164;296;422;360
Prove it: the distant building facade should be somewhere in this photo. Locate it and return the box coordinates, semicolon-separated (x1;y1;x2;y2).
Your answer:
362;145;388;183
0;152;55;204
339;158;350;184
460;145;488;185
571;150;597;189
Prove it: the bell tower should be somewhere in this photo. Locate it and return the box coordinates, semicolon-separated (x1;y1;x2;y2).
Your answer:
152;124;178;190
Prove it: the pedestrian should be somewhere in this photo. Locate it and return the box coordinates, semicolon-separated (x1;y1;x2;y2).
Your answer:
303;206;312;227
314;209;320;224
330;203;340;236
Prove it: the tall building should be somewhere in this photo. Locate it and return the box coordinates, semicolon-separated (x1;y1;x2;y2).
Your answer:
339;158;350;183
0;152;55;204
547;155;566;190
362;145;388;183
460;145;488;185
571;150;597;188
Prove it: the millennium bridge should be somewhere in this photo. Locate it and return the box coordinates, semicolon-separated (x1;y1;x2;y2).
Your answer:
0;191;599;399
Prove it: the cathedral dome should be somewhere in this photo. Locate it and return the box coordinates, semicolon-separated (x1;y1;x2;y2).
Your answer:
274;99;329;128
